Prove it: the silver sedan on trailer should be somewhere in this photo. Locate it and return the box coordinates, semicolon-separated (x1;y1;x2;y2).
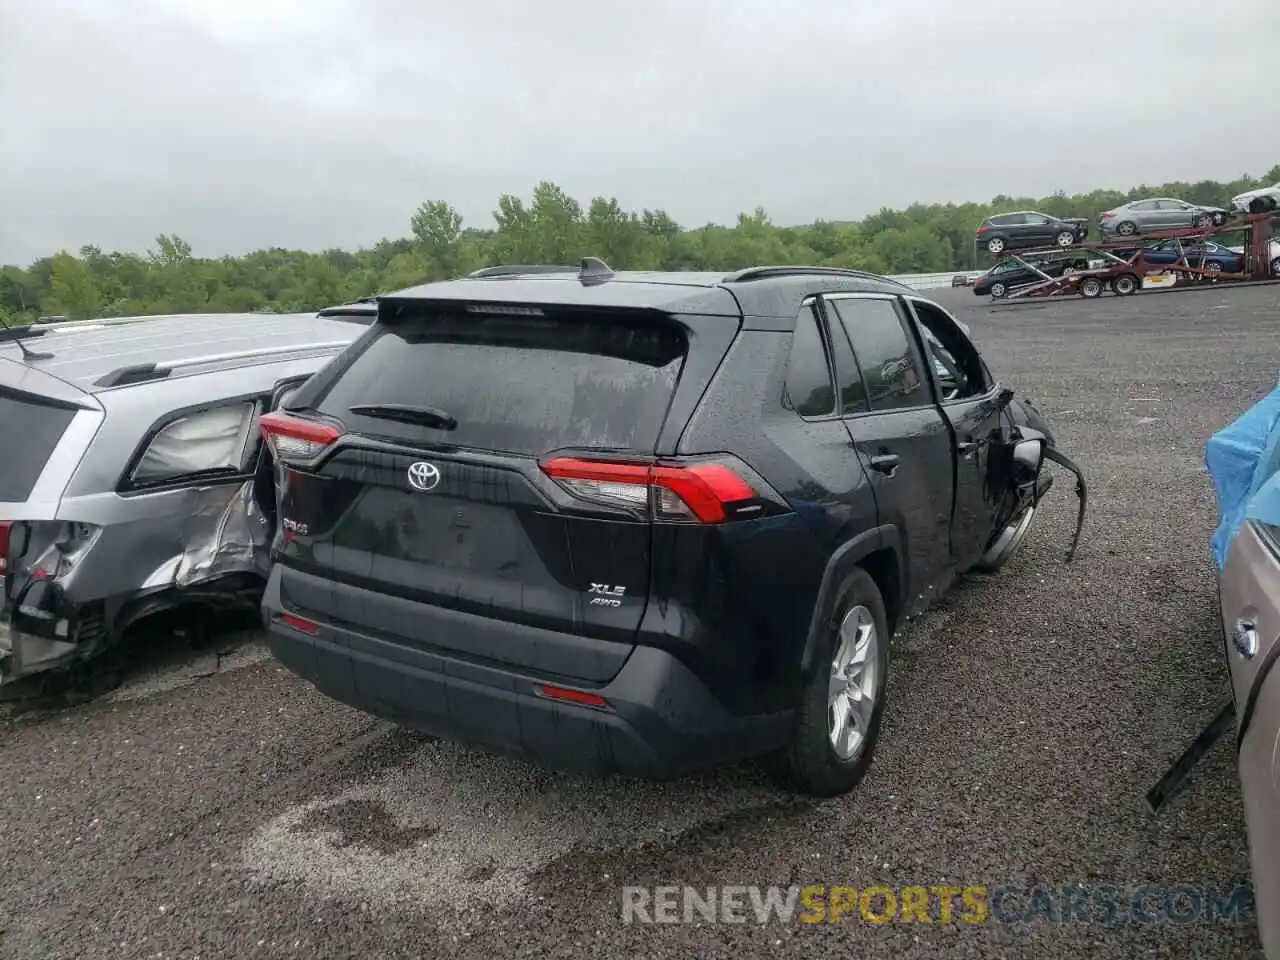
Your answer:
1098;197;1228;237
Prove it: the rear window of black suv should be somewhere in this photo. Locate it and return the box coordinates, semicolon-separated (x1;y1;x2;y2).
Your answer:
308;309;689;456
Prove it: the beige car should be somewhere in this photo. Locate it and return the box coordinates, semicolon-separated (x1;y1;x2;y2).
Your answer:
1220;517;1280;958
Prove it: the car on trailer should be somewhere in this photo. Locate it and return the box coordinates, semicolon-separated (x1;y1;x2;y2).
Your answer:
977;248;1142;301
1230;182;1280;214
259;259;1088;798
973;255;1091;298
1110;236;1280;283
974;211;1089;256
0;303;374;689
1098;198;1228;237
1110;238;1277;279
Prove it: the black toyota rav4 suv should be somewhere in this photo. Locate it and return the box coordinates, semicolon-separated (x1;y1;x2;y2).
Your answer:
260;261;1084;797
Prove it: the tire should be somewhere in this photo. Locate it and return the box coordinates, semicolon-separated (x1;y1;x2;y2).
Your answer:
1117;221;1138;236
773;567;889;798
990;281;1007;298
1248;197;1277;214
986;237;1006;254
1271;256;1280;279
1080;277;1103;298
1112;273;1139;296
1056;231;1075;247
1204;261;1223;280
1194;214;1212;228
1213;212;1227;226
976;503;1037;572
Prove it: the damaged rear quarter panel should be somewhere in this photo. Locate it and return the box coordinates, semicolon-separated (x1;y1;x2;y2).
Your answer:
44;358;339;622
46;481;270;602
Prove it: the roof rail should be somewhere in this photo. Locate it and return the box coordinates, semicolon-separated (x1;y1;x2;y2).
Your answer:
468;264;578;278
722;266;896;284
93;340;355;389
94;363;166;388
37;314;179;332
317;299;378;319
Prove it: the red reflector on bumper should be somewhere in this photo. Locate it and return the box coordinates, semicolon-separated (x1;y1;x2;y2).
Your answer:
279;612;320;635
536;683;610;709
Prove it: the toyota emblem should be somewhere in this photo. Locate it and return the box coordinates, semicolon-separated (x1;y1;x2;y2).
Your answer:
406;461;441;492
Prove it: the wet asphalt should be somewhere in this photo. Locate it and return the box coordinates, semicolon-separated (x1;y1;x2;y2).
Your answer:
1;282;1277;959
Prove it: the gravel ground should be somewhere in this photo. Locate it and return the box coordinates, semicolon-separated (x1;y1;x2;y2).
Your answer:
1;282;1276;959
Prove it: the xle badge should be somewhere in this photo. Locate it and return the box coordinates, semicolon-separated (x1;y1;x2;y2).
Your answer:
587;583;626;607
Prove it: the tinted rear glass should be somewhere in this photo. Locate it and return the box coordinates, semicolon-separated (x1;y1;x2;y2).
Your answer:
0;391;77;501
310;310;688;456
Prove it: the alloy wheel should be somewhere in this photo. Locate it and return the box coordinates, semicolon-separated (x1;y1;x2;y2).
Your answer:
979;505;1037;570
828;605;879;761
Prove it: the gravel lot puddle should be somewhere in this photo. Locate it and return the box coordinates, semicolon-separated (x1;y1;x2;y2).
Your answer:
242;737;785;915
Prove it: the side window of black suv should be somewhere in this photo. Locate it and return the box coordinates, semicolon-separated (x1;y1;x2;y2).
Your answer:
783;303;836;418
826;297;928;412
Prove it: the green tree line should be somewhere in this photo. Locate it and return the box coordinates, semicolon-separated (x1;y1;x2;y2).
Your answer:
3;167;1277;323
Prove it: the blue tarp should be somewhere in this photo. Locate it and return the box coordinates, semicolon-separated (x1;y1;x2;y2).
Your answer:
1207;382;1280;570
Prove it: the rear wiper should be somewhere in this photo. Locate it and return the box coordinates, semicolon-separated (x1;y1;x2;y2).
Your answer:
348;403;458;431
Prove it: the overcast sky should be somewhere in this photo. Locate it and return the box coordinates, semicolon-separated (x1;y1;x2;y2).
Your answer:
2;0;1277;265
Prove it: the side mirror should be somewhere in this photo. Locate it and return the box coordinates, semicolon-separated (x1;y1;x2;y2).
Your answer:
1012;436;1045;493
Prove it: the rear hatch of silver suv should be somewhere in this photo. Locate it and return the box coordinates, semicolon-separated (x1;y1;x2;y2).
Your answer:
0;357;104;677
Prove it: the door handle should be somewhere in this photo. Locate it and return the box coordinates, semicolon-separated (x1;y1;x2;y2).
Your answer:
869;454;900;475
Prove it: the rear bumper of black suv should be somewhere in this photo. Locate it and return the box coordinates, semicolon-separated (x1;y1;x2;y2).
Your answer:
261;565;790;779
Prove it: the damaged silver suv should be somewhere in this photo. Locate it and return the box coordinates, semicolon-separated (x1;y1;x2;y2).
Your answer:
0;304;373;686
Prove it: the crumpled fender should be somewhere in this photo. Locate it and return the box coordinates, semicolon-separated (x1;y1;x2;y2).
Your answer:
0;479;271;685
